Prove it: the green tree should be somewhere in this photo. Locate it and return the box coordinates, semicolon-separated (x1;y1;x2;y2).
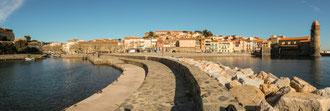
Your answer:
24;35;31;42
194;30;202;34
147;31;154;38
14;40;29;53
202;29;213;37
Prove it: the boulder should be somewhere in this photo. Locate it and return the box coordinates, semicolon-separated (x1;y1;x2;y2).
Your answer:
232;73;248;80
249;75;256;79
267;73;279;79
290;76;316;93
274;77;290;88
216;76;232;86
224;69;237;76
256;71;268;80
229;85;265;110
260;99;278;111
225;80;241;89
204;63;222;72
218;72;229;78
260;84;279;96
264;77;276;84
220;65;231;70
238;77;264;88
274;92;330;111
232;67;240;71
239;68;254;75
266;86;296;106
313;87;330;98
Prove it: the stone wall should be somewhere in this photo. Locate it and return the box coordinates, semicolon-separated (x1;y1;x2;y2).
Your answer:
167;47;197;53
0;27;15;41
0;54;45;60
113;55;243;110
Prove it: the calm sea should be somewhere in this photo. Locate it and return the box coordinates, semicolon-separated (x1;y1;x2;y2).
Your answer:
0;58;121;110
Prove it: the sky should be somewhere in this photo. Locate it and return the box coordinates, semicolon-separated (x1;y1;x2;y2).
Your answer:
0;0;330;50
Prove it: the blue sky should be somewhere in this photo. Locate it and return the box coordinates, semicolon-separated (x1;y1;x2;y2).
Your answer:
1;0;330;50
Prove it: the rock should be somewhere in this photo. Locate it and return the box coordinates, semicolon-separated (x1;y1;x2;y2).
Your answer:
267;73;279;79
208;70;223;78
290;76;316;93
218;72;229;78
313;87;330;98
238;77;264;88
208;69;223;74
260;99;278;111
229;85;265;110
274;92;330;111
249;75;256;79
274;77;290;88
239;68;254;75
220;65;231;70
266;86;296;106
216;76;232;86
260;84;279;96
204;63;222;72
264;77;276;84
232;67;240;71
225;80;241;89
256;71;268;80
224;69;237;76
232;73;248;80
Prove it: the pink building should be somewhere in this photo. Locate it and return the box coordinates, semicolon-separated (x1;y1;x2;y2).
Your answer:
179;38;196;47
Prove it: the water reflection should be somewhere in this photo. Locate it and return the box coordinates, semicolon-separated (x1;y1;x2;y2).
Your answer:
190;56;329;88
0;58;121;110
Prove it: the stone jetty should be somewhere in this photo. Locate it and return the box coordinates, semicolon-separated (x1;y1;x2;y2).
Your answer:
66;54;329;111
175;57;330;111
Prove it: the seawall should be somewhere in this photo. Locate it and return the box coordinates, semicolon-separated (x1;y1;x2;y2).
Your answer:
65;56;145;111
0;54;45;61
113;54;243;111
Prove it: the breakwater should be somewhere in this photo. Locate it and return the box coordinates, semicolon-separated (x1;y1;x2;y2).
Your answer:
0;54;45;61
112;54;243;111
66;56;145;111
176;57;330;111
64;54;330;110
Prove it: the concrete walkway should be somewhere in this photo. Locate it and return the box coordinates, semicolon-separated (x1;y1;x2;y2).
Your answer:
66;58;145;111
116;58;195;111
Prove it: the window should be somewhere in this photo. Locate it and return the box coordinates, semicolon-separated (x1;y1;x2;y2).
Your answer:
294;41;297;44
288;41;291;45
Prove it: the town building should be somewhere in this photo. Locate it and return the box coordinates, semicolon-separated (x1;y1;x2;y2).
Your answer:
218;40;234;53
179;38;196;48
270;20;321;56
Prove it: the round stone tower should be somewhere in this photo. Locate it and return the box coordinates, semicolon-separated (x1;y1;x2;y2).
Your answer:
311;20;321;56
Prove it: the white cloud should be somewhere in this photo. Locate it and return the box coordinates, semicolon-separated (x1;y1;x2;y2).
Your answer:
299;0;321;12
0;0;24;23
309;5;321;12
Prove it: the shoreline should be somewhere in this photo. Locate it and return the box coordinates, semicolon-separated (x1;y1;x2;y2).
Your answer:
0;54;46;61
65;56;145;111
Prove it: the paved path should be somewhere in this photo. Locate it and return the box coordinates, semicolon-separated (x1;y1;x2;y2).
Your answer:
116;58;195;111
66;58;145;111
113;54;244;111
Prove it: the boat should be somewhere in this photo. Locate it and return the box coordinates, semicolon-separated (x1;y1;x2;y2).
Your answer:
25;57;35;61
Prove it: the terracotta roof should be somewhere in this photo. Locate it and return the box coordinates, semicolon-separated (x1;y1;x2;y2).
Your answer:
300;40;310;42
280;45;299;47
124;37;142;39
279;37;310;41
179;38;195;40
